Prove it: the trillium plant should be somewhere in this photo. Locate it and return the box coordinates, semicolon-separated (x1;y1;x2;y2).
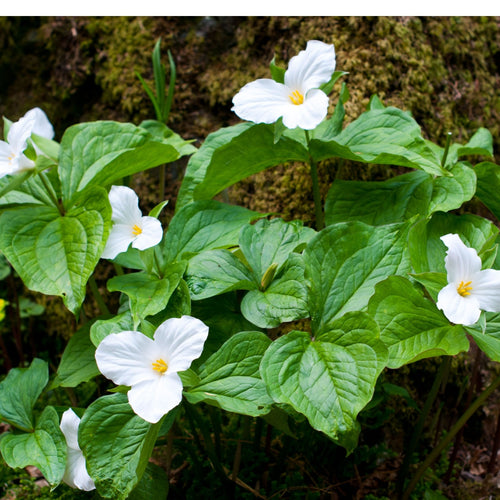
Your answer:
1;38;500;499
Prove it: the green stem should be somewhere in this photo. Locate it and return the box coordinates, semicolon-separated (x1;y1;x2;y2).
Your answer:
38;171;64;215
305;130;324;230
441;132;453;169
88;276;110;315
396;356;451;497
401;373;500;500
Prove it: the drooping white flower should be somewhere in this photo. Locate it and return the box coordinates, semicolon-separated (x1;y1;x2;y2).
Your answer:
0;115;36;178
232;40;336;130
101;185;163;259
95;316;209;423
436;233;500;326
59;409;96;491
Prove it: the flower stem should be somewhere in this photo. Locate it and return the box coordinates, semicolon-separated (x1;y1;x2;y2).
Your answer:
305;130;324;230
401;372;500;500
396;356;451;497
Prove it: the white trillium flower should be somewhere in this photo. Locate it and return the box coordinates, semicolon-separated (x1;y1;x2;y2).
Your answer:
59;409;96;491
0;116;36;178
23;107;55;156
101;185;163;260
436;233;500;326
231;40;336;130
95;315;209;423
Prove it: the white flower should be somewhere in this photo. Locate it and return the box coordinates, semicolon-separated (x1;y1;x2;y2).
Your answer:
101;185;163;259
23;107;55;155
95;315;209;423
231;40;336;130
436;233;500;326
0;115;36;178
59;409;96;491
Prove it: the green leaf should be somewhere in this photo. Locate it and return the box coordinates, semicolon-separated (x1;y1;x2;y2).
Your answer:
0;187;110;314
187;123;309;202
0;358;48;432
58;121;180;204
408;212;499;274
31;133;60;162
304;221;412;335
239;218;316;280
368;276;469;368
79;393;161;499
186;249;256;300
107;263;186;324
0;406;66;487
468;312;500;362
241;253;309;328
319;70;348;95
186;331;273;416
309;107;447;176
411;272;448;302
161;200;262;264
260;312;387;452
90;310;134;347
139;120;196;157
52;322;100;388
457;128;493;159
475;162;500;221
128;462;169;500
269;56;285;83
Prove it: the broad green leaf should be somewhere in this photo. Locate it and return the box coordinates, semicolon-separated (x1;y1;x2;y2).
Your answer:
90;310;134;347
0;253;10;280
312;82;349;140
411;272;447;302
368;276;469;368
0;358;48;432
239;218;316;280
161;200;261;264
309;107;447;176
128;462;169;500
260;312;387;452
240;253;309;328
304;221;411;334
0;406;66;486
176;122;254;210
0;168;59;207
186;331;273;416
189;123;310;202
408;212;499;274
456;128;493;159
79;393;160;499
468;312;500;362
107;262;186;324
31;133;60;162
58;121;180;204
0;187;110;314
52;322;100;388
475;162;500;221
186;249;256;300
139;120;196;157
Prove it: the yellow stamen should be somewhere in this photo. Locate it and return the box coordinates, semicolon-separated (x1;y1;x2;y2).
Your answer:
152;359;168;374
457;280;473;297
132;224;142;236
7;153;15;163
289;89;304;105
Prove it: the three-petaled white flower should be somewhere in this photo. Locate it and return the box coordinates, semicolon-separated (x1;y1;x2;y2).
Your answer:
101;185;163;260
436;233;500;326
231;40;336;130
59;409;96;491
0;107;55;179
95;315;209;423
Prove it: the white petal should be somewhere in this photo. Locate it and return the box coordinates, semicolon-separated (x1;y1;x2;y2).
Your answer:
60;409;81;450
437;283;481;326
281;89;329;130
285;40;336;93
127;372;183;423
101;223;135;259
7;116;35;154
232;79;291;124
441;233;481;284
472;269;500;312
62;447;96;491
154;316;209;372
108;185;143;225
0;141;17;178
95;331;157;386
131;216;163;251
23;107;54;140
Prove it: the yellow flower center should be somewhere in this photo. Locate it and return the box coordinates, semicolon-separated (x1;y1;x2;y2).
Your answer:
132;224;142;236
289;89;304;105
7;152;15;164
457;280;473;297
152;359;168;374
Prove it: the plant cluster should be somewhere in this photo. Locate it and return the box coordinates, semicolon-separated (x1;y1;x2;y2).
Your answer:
0;37;500;499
